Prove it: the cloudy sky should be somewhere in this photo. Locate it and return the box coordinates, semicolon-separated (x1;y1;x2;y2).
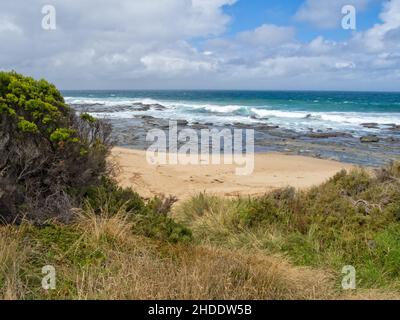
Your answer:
1;0;400;90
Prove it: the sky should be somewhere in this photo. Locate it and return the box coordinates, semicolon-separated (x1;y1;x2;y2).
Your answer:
0;0;400;91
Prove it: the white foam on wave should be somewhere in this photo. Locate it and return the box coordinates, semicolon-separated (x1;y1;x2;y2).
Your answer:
251;108;400;125
320;113;400;125
65;97;163;107
65;96;400;130
88;111;137;119
188;104;243;113
251;108;309;119
65;96;248;114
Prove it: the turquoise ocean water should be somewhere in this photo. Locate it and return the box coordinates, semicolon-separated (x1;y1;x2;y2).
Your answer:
63;90;400;136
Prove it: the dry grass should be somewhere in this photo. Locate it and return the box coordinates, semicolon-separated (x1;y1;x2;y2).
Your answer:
73;204;133;244
74;243;336;300
0;211;338;300
71;209;337;299
0;211;399;300
0;226;27;300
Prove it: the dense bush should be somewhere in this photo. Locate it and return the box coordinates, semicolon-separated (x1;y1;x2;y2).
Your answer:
0;71;112;223
84;177;145;215
84;179;192;243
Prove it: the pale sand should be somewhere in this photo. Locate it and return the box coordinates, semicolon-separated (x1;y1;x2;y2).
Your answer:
111;147;354;201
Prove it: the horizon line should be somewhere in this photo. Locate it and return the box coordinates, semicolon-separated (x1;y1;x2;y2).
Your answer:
60;88;400;94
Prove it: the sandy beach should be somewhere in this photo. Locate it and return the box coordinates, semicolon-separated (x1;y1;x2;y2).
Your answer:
111;147;354;201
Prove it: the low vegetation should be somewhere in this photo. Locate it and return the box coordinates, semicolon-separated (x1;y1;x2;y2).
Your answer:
0;71;111;223
1;72;399;299
2;162;400;299
175;162;400;293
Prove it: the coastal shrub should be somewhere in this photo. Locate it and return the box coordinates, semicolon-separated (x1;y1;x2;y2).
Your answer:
0;71;112;223
84;179;192;243
237;197;280;228
132;213;192;243
177;163;400;289
84;177;145;215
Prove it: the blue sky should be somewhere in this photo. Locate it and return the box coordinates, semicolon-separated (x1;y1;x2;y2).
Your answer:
224;0;381;40
1;0;400;90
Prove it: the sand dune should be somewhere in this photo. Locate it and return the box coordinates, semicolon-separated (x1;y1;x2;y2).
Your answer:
111;147;354;201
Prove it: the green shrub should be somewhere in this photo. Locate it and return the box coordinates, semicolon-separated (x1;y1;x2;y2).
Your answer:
49;128;77;143
0;71;112;223
84;177;145;215
17;119;38;133
132;213;192;243
80;113;96;124
84;178;192;243
237;197;280;228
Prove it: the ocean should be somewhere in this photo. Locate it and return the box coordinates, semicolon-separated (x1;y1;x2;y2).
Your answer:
62;90;400;166
63;90;400;137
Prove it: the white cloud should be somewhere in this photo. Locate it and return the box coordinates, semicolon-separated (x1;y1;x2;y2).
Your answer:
141;50;216;76
0;0;234;87
237;24;295;47
0;0;399;90
295;0;370;29
357;0;400;51
335;61;356;69
307;36;338;54
0;15;22;34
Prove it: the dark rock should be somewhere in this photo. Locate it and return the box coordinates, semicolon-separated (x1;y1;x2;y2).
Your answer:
361;123;379;129
132;103;166;111
232;122;251;129
150;103;167;110
385;136;399;143
360;135;380;143
138;115;155;120
132;103;151;111
388;124;400;131
306;132;352;139
257;125;280;130
177;120;189;126
190;123;209;130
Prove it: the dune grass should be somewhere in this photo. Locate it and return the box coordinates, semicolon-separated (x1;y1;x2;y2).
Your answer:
174;163;400;293
1;163;400;300
0;212;337;300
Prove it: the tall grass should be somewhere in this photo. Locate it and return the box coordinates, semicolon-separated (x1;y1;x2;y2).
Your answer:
0;226;27;299
175;165;400;292
1;163;399;299
0;214;336;300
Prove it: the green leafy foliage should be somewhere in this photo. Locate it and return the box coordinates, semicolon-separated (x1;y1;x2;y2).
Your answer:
84;177;145;215
0;71;112;223
84;178;192;243
80;113;96;124
17;119;38;133
49;128;77;143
